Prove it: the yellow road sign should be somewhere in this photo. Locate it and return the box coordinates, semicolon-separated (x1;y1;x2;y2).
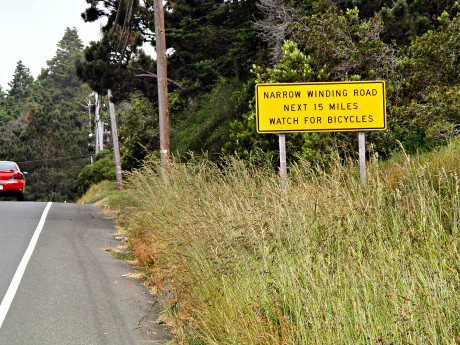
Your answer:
256;81;386;133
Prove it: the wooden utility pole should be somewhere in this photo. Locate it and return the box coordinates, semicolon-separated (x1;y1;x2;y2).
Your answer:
154;0;170;165
94;92;104;154
108;89;123;190
86;97;94;164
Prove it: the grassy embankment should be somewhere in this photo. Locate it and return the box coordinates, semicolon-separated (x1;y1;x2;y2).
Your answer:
80;139;459;344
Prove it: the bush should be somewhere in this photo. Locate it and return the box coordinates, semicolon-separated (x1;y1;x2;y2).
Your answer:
119;98;160;171
78;150;116;195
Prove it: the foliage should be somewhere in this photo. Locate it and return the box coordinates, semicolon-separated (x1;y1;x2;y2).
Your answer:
79;0;268;163
227;4;459;162
0;86;8;128
390;12;460;151
78;150;117;195
81;0;267;96
164;0;267;94
77;180;119;205
7;60;35;101
161;1;268;159
227;4;401;162
291;7;399;81
226;40;359;164
0;28;90;201
0;61;35;127
76;40;157;103
405;12;460;90
172;79;253;160
76;0;459;166
2;94;89;201
78;0;160;102
119;98;159;171
39;28;84;90
332;0;459;44
85;138;460;344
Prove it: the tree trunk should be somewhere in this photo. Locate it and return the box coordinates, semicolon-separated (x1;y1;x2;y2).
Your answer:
108;89;123;190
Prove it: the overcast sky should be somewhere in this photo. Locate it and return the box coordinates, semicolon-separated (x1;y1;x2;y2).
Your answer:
0;0;104;91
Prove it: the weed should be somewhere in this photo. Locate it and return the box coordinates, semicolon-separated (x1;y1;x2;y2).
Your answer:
111;251;135;261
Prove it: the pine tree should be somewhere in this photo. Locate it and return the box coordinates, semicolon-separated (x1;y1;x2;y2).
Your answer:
78;0;159;102
0;86;7;128
38;27;87;112
165;0;266;94
7;60;34;100
0;29;90;201
334;0;458;44
4;61;34;122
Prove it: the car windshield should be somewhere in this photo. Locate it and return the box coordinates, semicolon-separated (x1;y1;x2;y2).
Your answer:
0;162;17;170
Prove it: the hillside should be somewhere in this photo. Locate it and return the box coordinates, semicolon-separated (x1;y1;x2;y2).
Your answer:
80;138;459;344
1;2;458;202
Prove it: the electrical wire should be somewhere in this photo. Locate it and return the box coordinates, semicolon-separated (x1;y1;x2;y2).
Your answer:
15;155;92;165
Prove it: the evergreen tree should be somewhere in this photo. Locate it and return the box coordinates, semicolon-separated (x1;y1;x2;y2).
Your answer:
80;0;266;96
3;61;34;122
390;12;460;151
0;29;90;201
164;0;266;94
78;0;158;102
77;0;459;164
38;27;91;128
333;0;458;44
21;93;88;201
226;2;459;161
0;86;7;128
7;60;34;100
79;0;269;161
39;28;85;103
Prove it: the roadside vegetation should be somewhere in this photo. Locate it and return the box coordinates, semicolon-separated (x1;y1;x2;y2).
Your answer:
81;138;459;344
2;1;458;341
1;2;458;202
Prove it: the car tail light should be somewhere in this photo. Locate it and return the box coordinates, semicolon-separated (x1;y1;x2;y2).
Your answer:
10;172;24;179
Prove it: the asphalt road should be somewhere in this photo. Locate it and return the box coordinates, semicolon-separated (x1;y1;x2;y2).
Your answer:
0;202;172;345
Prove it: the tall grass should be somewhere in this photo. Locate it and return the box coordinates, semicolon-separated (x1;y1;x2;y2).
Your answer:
112;140;459;344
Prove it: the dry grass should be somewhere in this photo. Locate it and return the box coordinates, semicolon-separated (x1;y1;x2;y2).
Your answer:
89;139;459;344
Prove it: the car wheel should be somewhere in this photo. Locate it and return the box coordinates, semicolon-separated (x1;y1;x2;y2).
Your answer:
16;193;24;201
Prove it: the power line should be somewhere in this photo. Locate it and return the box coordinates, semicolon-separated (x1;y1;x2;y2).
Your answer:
15;155;91;165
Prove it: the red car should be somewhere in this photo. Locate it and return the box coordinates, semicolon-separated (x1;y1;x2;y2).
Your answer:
0;161;26;201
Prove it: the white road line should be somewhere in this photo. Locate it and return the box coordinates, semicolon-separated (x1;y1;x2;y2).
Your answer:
0;202;52;329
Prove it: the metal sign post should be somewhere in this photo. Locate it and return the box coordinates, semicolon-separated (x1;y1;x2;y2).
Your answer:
358;132;366;186
279;133;287;191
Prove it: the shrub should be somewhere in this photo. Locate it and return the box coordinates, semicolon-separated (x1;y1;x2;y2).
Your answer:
78;150;116;195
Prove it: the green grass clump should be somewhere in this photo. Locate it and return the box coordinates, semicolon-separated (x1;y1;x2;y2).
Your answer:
77;180;119;205
90;139;459;344
111;250;135;261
